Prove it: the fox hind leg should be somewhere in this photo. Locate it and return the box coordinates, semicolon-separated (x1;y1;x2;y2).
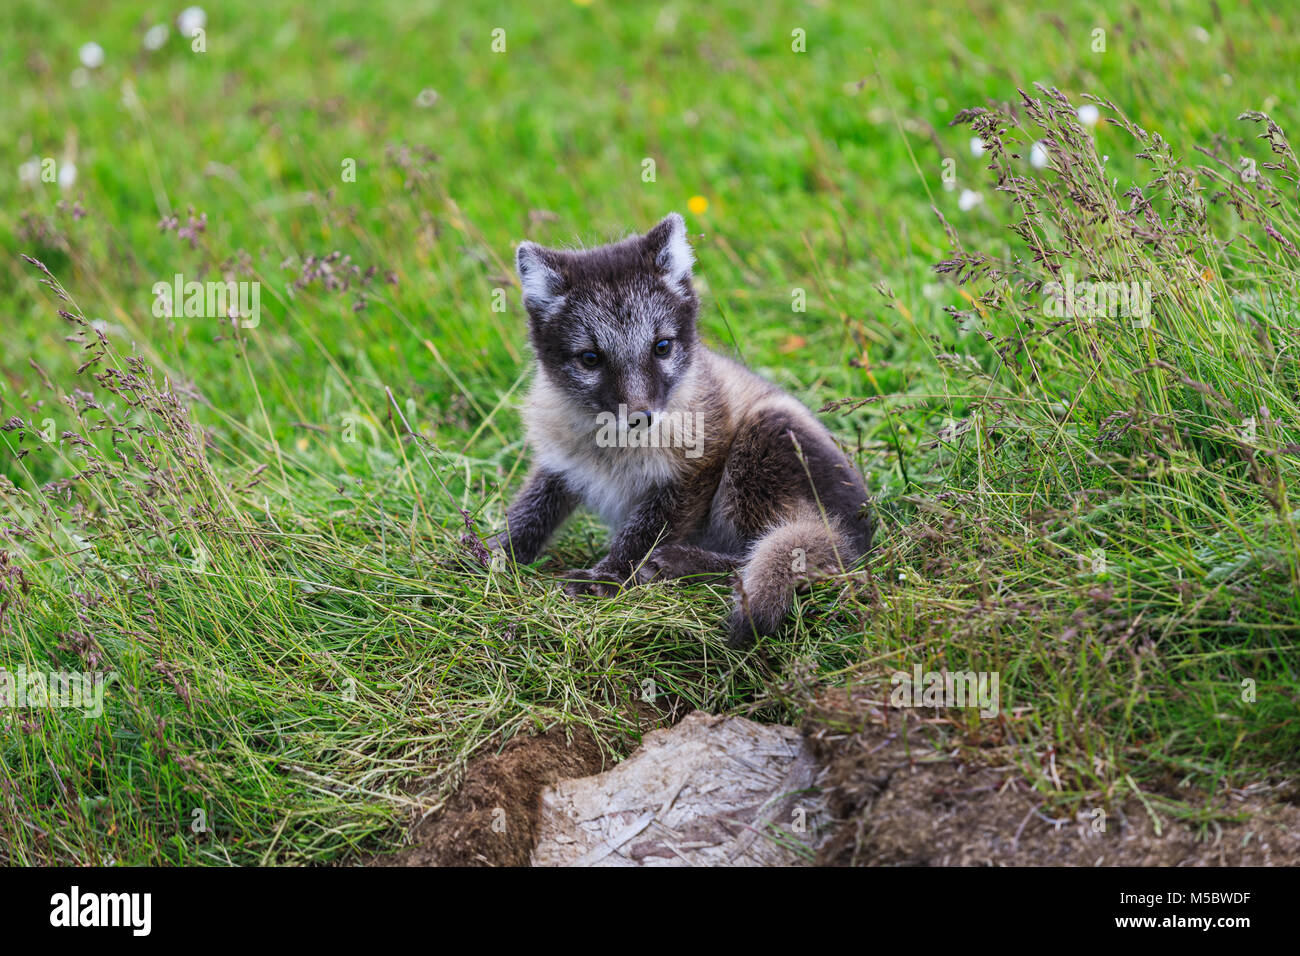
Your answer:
635;544;743;584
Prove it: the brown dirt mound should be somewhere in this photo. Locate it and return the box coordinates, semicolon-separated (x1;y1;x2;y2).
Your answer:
376;688;1296;867
805;687;1300;866
382;725;609;866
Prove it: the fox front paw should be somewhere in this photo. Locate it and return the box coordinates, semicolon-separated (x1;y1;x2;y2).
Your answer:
630;554;664;586
561;566;623;598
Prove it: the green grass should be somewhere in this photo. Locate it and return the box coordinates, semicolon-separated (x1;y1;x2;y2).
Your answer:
2;0;1298;864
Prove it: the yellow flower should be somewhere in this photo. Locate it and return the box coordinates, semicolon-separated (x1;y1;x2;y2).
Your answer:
687;195;709;215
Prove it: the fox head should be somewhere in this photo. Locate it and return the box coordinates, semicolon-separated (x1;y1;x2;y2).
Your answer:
515;213;698;426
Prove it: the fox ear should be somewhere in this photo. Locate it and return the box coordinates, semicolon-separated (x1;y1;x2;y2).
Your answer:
516;242;566;318
643;213;693;286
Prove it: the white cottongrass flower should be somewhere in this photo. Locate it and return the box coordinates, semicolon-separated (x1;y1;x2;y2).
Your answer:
57;162;77;190
143;24;169;50
1077;103;1100;127
969;136;986;157
79;42;105;69
178;7;207;37
958;188;983;212
415;88;439;107
1029;141;1049;169
19;158;42;187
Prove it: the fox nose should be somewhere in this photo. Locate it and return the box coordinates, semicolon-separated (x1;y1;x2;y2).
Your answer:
627;409;653;429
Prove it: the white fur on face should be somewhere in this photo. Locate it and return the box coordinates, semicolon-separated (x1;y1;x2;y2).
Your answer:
516;242;565;317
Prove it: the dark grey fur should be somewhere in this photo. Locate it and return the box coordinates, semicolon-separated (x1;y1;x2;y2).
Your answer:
490;213;874;647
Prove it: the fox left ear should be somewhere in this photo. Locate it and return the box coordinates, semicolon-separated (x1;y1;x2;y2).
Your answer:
643;213;694;286
516;241;567;319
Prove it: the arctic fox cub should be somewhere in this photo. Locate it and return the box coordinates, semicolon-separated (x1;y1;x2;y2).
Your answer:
490;213;874;646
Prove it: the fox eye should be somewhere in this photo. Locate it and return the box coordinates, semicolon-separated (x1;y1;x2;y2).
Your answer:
578;350;601;368
653;339;673;358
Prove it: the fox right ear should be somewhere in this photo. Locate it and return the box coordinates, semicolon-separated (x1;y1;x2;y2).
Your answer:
643;212;694;287
516;242;566;318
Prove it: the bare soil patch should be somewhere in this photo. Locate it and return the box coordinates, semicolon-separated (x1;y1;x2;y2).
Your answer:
374;697;686;867
805;688;1300;866
381;725;610;866
378;688;1296;867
